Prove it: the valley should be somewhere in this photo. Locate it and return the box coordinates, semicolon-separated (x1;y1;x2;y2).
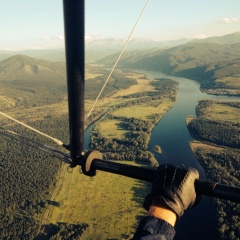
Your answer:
0;31;240;239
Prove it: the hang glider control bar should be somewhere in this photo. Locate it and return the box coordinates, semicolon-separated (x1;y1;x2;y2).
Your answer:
79;150;240;203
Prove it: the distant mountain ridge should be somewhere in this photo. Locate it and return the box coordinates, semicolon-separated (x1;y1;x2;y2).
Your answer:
190;31;240;45
96;32;240;95
98;42;240;76
0;31;239;63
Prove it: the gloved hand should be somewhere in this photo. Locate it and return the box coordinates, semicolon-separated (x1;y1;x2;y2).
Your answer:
144;164;200;220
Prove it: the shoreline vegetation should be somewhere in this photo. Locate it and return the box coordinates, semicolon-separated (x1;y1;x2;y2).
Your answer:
187;100;240;240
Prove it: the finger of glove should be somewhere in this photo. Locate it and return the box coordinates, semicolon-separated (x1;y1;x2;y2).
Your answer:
151;164;174;193
177;167;200;209
151;164;188;195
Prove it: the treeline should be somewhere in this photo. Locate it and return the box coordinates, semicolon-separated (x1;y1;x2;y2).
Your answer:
188;118;240;148
193;145;240;239
103;150;157;166
90;114;157;152
89;113;161;167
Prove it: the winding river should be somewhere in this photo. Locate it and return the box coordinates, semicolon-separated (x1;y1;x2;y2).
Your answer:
145;71;239;240
84;70;239;239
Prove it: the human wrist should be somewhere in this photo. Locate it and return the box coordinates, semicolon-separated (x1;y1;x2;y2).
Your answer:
148;205;177;227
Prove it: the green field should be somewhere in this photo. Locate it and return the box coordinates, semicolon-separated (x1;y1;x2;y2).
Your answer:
215;75;240;88
42;162;150;239
111;99;174;120
197;100;240;123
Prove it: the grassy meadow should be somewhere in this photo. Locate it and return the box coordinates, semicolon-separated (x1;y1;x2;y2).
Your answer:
197;101;240;123
42;162;150;239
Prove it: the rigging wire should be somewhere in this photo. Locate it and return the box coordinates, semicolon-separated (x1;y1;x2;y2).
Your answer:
0;111;64;146
85;0;151;121
0;127;71;164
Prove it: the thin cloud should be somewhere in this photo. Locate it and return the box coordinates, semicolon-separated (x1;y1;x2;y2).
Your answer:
42;36;64;40
85;33;126;41
218;18;240;24
24;46;44;50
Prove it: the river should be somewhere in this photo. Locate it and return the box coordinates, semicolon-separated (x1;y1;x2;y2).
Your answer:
144;71;239;240
84;70;239;239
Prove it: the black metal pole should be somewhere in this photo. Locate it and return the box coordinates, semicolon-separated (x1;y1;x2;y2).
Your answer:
82;156;240;203
63;0;85;164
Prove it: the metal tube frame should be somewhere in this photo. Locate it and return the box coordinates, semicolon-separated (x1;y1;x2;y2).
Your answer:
63;0;85;165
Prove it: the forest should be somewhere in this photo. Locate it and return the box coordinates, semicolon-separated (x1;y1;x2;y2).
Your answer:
188;100;240;239
0;114;69;239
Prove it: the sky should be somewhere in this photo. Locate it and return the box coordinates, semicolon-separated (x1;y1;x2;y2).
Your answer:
0;0;240;51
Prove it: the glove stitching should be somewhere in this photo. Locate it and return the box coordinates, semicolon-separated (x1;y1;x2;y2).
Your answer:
170;167;177;191
180;170;189;189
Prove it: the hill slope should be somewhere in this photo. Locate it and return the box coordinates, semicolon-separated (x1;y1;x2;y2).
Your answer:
97;33;240;95
0;54;66;81
0;55;67;108
190;31;240;45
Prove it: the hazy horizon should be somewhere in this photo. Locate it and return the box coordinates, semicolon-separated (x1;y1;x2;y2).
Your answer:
1;0;240;51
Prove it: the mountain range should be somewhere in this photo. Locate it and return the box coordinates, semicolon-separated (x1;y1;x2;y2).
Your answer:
0;31;240;96
1;31;240;63
96;34;240;84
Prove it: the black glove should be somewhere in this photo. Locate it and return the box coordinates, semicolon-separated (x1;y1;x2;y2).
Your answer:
144;164;200;219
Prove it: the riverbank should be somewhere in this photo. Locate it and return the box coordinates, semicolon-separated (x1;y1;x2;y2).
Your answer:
187;99;240;239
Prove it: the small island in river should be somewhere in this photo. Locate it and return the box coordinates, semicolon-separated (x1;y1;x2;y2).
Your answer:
153;145;162;153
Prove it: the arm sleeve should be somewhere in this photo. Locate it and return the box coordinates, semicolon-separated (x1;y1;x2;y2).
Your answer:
132;216;176;240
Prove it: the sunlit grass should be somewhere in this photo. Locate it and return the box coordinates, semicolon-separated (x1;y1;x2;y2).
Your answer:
111;97;175;120
201;103;240;123
112;77;155;97
216;75;240;88
94;119;130;139
46;163;150;239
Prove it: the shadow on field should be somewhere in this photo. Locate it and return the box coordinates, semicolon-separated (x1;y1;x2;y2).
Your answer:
35;222;88;240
